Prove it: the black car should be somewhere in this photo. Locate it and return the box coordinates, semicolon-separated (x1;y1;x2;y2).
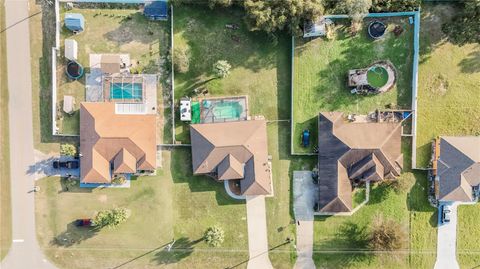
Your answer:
53;160;79;169
74;219;92;227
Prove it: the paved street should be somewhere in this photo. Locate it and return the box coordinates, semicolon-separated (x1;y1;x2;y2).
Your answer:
1;1;55;268
434;202;459;269
245;195;273;269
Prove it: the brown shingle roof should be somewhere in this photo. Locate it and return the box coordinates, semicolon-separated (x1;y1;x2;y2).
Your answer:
437;136;480;202
190;120;271;195
317;112;402;213
101;54;121;74
80;102;156;183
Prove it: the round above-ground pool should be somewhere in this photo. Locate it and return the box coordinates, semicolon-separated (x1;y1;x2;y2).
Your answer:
66;61;84;80
368;21;386;39
367;65;389;88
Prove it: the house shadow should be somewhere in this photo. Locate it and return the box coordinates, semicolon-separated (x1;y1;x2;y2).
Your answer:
152;237;203;265
26;156;56;176
169;148;245;206
50;220;100;247
406;171;437;228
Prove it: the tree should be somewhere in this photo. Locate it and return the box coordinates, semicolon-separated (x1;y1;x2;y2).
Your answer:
174;46;190;74
204;226;225;247
370;0;419;12
172;0;233;9
369;214;407;250
60;143;77;157
212;60;231;78
243;0;324;35
342;0;372;34
92;208;129;229
442;0;480;45
112;174;127;185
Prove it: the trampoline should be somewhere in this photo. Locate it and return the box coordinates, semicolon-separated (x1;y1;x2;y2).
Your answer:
66;61;84;80
191;101;200;124
368;21;387;39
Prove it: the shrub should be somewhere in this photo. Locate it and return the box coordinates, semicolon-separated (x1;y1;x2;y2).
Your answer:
369;214;407;250
174;46;190;74
92;208;129;229
204;226;225;247
212;60;231;78
112;175;127;185
60;144;77;157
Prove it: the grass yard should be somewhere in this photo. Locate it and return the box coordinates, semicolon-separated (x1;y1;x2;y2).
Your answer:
415;4;480;167
54;7;170;135
0;0;12;260
312;171;437;268
457;203;480;268
173;6;291;143
292;17;414;153
35;149;252;269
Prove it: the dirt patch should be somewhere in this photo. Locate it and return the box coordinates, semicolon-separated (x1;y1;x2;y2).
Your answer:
98;194;107;203
428;74;449;96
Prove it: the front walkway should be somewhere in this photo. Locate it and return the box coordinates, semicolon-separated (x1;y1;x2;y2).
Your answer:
434;202;459;269
245;195;273;269
293;171;317;269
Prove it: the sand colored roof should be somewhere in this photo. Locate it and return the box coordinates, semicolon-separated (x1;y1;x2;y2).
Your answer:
317;112;403;213
101;54;121;74
190;120;271;195
80;102;156;183
437;136;480;202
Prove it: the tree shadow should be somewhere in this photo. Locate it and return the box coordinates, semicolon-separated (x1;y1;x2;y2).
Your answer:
58;177;93;194
110;241;172;269
459;49;480;74
314;222;373;267
152;237;203;265
367;182;391;205
26;156;56;176
50;220;100;247
169;148;245;206
103;12;165;46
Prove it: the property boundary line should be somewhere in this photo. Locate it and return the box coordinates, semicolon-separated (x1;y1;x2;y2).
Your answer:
170;4;176;144
290;10;421;168
51;0;61;136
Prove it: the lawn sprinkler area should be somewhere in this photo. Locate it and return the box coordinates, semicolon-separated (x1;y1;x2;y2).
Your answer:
292;15;415;154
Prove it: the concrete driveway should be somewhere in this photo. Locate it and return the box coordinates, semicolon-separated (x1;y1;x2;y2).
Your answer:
293;171;317;269
245;195;273;269
434;202;459;269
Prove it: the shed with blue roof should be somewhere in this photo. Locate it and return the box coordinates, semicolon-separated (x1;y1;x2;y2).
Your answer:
144;0;168;21
64;13;85;32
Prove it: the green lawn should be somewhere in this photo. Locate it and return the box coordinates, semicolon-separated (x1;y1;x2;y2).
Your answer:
0;0;12;260
312;171;437;268
415;4;480;167
293;17;414;153
457;203;480;268
173;6;291;143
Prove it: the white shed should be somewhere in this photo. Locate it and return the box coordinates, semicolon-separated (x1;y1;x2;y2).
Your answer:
63;95;75;114
64;39;78;61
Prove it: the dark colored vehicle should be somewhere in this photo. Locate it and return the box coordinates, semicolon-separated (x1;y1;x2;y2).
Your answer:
302;130;310;147
75;219;92;227
441;205;451;223
53;160;79;169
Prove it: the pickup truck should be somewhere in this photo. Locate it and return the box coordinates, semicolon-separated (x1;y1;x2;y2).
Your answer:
53;160;79;169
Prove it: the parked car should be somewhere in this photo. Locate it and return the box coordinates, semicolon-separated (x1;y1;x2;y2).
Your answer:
302;129;310;147
442;205;451;223
53;160;79;169
74;219;92;227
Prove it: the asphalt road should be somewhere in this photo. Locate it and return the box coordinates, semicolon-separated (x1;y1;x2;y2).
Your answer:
1;1;55;268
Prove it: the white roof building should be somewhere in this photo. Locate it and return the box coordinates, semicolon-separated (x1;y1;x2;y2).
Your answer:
64;39;78;61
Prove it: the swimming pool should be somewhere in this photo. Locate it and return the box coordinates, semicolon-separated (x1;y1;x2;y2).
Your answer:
200;98;247;123
110;82;143;100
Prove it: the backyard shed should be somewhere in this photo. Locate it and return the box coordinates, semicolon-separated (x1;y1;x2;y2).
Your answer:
100;54;121;74
144;0;168;21
64;39;78;61
63;95;75;114
180;98;191;121
64;13;85;32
